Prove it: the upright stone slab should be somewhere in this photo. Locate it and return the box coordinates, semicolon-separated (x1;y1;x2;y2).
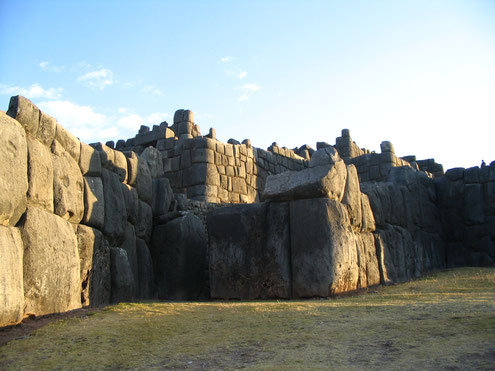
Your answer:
79;142;102;176
0;112;28;226
120;222;138;285
0;226;24;327
37;111;57;147
52;140;84;223
141;146;164;178
82;176;105;230
26;136;54;212
152;177;174;217
262;162;347;202
207;202;291;299
290;198;359;297
136;238;154;299
136;200;153;242
135;157;153;205
101;169;127;245
55;123;80;162
341;164;362;231
152;213;207;300
6;95;39;136
20;206;81;316
110;247;135;303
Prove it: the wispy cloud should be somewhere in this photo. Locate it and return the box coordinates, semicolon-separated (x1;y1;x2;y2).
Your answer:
220;56;232;63
0;83;63;99
236;82;261;102
77;68;114;90
242;83;260;92
238;71;247;79
39;61;64;72
141;85;163;96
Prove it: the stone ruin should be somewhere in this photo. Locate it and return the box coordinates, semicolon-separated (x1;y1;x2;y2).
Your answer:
1;95;494;327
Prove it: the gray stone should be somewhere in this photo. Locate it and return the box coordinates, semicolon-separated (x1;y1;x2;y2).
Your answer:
0;225;24;327
120;223;138;284
141;146;164;178
52;140;84;223
101;169;127;245
445;167;464;181
262;162;347;202
79;142;102;176
173;109;194;124
152;213;208;300
122;184;139;225
464;166;480;184
112;149;128;183
208;202;291;299
136;239;154;299
0;112;28;226
110;247;135;303
37;111;56;147
309;146;341;167
136;200;153;243
82;176;105;230
135;157;153;205
76;225;110;307
361;193;376;232
7;95;39;136
20;206;81;316
55;123;80;162
464;184;484;225
341;165;362;231
26;136;54;212
290;198;359;297
124;151;139;186
152;177;174;217
91;142;115;169
380;141;395;153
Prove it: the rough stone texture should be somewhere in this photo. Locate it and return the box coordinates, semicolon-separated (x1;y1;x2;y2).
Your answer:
52;140;84;223
79;142;102;177
135;157;153;205
76;225;110;307
82;176;105;230
101;169;127;245
20;206;81;316
262;162;347;202
208;202;291;299
136;238;154;299
0;225;24;327
55;123;80;163
0;112;28;226
110;247;135;303
341;164;362;231
290;198;359;297
26;136;54;212
122;184;139;225
309;146;341;167
124;151;139;186
152;213;208;300
112;149;128;183
6;95;39;136
136;200;153;242
141;146;164;178
120;223;138;285
152;177;174;217
37;111;57;147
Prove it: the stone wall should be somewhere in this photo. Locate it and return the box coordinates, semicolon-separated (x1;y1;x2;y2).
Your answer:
436;163;495;267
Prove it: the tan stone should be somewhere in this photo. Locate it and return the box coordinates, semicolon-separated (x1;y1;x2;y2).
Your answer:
26;136;54;212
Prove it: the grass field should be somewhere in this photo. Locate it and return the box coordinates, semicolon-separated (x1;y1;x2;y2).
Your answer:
1;267;494;370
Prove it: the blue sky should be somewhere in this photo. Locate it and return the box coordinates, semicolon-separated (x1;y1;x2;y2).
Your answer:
1;0;494;170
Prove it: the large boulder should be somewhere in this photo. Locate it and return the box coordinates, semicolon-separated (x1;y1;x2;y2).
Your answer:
120;223;138;285
82;176;105;230
6;95;39;136
262;162;347;202
152;177;174;217
52;140;84;223
20;206;81;316
135;157;153;205
101;169;127;245
0;226;24;327
122;184;139;225
141;146;164;178
341;164;362;231
76;225;111;307
208;202;291;299
152;213;208;300
26;136;54;212
308;146;341;167
0;112;28;226
110;247;135;303
136;239;154;299
79;142;102;177
55;123;80;163
136;200;153;242
289;198;359;297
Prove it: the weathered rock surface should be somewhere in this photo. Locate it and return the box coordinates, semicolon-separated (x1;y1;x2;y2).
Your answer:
52;140;84;223
6;95;39;136
37;111;56;147
152;213;208;300
135;157;153;205
152;177;174;217
82;176;105;230
20;206;81;316
110;247;135;303
101;169;127;245
120;223;138;284
55;123;80;163
76;225;111;307
141;146;164;178
0;225;24;327
136;238;154;299
26;136;54;212
309;146;341;167
136;200;153;242
262;162;347;202
0;112;28;226
79;142;102;176
122;184;139;225
208;202;291;299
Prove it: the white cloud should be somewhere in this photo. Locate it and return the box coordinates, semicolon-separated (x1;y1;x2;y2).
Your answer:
117;114;144;131
77;68;114;90
242;83;260;92
238;71;247;79
141;85;163;96
39;61;64;72
237;95;249;102
0;83;63;99
220;56;232;63
146;112;171;124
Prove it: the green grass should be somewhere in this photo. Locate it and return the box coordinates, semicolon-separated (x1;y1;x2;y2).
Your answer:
1;267;494;370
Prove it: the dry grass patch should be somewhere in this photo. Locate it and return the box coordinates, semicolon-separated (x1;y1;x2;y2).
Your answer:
1;267;494;370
